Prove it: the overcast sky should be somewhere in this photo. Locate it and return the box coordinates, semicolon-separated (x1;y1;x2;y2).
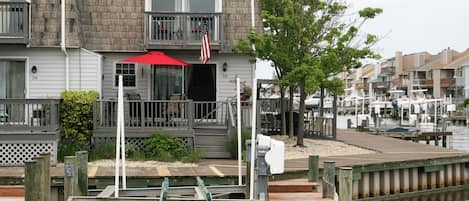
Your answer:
256;0;469;79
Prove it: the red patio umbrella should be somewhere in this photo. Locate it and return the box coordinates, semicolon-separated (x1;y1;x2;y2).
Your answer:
121;51;190;66
121;51;191;97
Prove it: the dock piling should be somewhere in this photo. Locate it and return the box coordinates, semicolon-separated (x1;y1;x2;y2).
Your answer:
76;151;89;196
38;153;51;201
381;170;390;195
322;161;335;199
360;172;369;198
308;155;319;182
24;160;40;201
64;156;79;200
338;167;352;201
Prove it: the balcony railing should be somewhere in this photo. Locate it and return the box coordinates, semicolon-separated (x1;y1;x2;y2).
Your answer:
0;2;29;44
440;78;455;88
0;99;60;131
372;81;391;89
355;83;369;90
145;12;223;50
425;79;433;86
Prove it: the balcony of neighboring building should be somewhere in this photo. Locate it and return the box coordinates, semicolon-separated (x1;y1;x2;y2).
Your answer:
372;81;391;89
355;82;369;90
144;0;223;50
440;78;456;88
0;1;29;44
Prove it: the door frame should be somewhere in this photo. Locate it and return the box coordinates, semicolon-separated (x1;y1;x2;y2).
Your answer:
0;56;29;98
149;60;219;101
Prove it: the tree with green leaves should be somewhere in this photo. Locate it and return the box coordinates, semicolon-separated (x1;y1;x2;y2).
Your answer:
237;0;382;146
234;0;301;136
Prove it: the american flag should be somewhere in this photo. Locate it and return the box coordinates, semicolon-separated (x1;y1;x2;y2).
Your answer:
200;21;211;64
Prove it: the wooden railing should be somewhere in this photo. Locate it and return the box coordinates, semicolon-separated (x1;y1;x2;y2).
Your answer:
145;12;222;49
0;2;29;44
93;99;292;132
355;83;368;90
0;99;60;131
193;101;228;126
306;116;335;139
94;100;192;129
440;78;455;88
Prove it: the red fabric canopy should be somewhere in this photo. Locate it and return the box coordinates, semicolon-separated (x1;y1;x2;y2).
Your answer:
120;51;190;66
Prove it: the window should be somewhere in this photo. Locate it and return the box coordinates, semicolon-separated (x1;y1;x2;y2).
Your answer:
188;0;215;12
115;63;136;88
151;0;218;12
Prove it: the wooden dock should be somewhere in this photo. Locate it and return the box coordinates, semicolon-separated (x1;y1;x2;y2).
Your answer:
0;129;467;180
1;129;469;200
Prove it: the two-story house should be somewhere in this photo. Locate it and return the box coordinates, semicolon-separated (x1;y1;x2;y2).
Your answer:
1;0;262;101
0;0;263;164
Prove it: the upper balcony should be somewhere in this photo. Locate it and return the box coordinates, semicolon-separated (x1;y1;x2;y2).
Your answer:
0;1;29;44
144;12;223;50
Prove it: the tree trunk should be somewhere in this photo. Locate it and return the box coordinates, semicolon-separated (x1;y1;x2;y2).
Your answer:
332;95;337;139
296;82;306;146
280;86;287;135
320;87;325;117
319;87;325;136
288;86;295;138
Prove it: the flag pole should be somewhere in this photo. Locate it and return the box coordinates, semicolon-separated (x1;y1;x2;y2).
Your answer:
236;76;242;186
120;75;127;189
114;75;123;197
249;0;256;199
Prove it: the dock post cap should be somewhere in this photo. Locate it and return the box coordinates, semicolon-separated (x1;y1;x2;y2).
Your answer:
339;167;353;170
324;160;336;163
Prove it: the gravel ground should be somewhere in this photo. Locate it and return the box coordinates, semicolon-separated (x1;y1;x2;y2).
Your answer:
271;135;375;160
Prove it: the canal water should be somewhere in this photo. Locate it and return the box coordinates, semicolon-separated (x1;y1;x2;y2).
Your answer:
337;115;469;152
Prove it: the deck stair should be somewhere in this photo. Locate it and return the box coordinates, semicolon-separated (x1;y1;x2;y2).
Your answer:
194;125;231;158
269;179;325;201
268;178;320;193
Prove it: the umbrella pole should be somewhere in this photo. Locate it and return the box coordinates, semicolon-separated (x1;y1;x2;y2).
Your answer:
182;66;184;94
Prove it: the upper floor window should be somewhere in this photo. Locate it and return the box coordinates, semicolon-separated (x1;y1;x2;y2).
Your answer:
150;0;220;12
115;63;136;88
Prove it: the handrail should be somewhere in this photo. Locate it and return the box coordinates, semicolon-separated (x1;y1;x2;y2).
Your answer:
227;99;236;128
0;98;60;131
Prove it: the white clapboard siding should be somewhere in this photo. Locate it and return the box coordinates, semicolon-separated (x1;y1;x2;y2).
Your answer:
101;53;151;100
100;52;254;101
0;47;101;98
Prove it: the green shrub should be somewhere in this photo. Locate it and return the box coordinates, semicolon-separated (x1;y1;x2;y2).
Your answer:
60;91;99;142
145;132;187;161
226;128;251;159
465;99;469;106
89;139;116;161
58;90;99;160
57;139;89;162
181;149;203;163
125;144;146;161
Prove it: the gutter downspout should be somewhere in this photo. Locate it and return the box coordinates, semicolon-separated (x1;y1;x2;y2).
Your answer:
61;0;69;90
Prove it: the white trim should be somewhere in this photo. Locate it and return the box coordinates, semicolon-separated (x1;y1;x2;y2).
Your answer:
147;66;152;100
112;61;139;90
215;0;222;12
80;48;103;96
0;56;29;98
144;0;151;12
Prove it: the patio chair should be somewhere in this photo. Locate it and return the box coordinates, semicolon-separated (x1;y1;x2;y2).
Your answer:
127;93;141;126
166;94;185;124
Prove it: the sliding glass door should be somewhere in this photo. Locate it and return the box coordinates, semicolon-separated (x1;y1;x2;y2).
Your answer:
0;60;25;123
153;66;183;100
